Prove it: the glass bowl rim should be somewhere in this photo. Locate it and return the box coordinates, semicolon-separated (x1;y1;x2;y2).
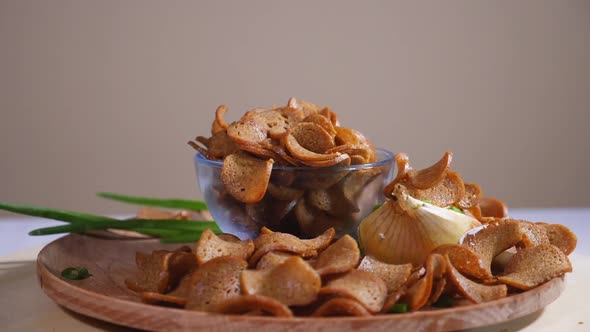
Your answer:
195;148;394;171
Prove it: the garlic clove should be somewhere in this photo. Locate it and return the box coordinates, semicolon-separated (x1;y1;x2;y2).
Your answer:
359;184;481;266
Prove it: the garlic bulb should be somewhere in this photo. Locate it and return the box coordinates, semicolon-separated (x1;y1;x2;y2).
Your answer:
358;184;481;266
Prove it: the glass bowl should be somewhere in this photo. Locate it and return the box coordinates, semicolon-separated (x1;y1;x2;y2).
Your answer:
194;148;395;240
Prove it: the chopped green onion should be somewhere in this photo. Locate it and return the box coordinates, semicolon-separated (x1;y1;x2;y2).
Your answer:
372;204;382;212
0;202;115;224
28;219;219;236
131;228;186;237
61;267;92;280
389;303;408;314
449;206;464;214
0;201;221;244
421;199;433;204
97;192;207;211
432;295;455;308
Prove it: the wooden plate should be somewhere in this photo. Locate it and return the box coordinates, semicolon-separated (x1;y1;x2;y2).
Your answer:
37;234;566;332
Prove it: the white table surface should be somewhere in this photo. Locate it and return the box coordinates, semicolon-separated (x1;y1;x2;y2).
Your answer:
0;208;589;331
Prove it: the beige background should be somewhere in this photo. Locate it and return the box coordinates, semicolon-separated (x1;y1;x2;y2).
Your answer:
1;0;589;217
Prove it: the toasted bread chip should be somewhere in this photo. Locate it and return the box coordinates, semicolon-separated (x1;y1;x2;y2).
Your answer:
334;127;376;162
328;108;339;126
282;134;342;161
458;183;482;209
243;108;268;117
349;155;366;165
498;244;572;290
539;223;577;255
211;121;226;136
236;141;283;161
259;139;302;166
541;224;578;255
294;198;345;237
174;245;193;253
266;182;304;201
243;109;291;139
207;130;240;159
259;226;274;235
460;220;524;278
301;113;337;136
246;108;303;140
446;256;507;303
296;100;324;117
166;271;195;299
319;107;331;118
339;168;382;208
215;105;230;129
185;256;248;311
196;229;255;265
221;153;274;203
187;140;209;158
301;227;336;252
307;187;358;217
125;248;197;294
479;197;508;218
292;165;351;190
312;298;371;317
432;244;492;280
299;153;351;168
216;295;294;317
244;196;296;229
128;251;172;293
466;204;484;221
491;247;517;272
227;120;268;146
319;270;387;313
289;122;335;154
351;145;374;161
217;233;242;243
384;152;463;206
141;292;187;307
293;197;317;235
407;151;452;190
195;135;210;147
167;250;199;285
381;288;406;313
249;230;320;265
241;256;321;306
406;267;425;288
325;144;370;157
383;153;411;198
211;104;229;134
409;171;466;207
256;251;295;270
278;106;305;123
428;278;447;304
257;226;333;254
403;254;446;311
334;126;362;146
517;221;550;247
314;235;360;276
357;256;412;293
